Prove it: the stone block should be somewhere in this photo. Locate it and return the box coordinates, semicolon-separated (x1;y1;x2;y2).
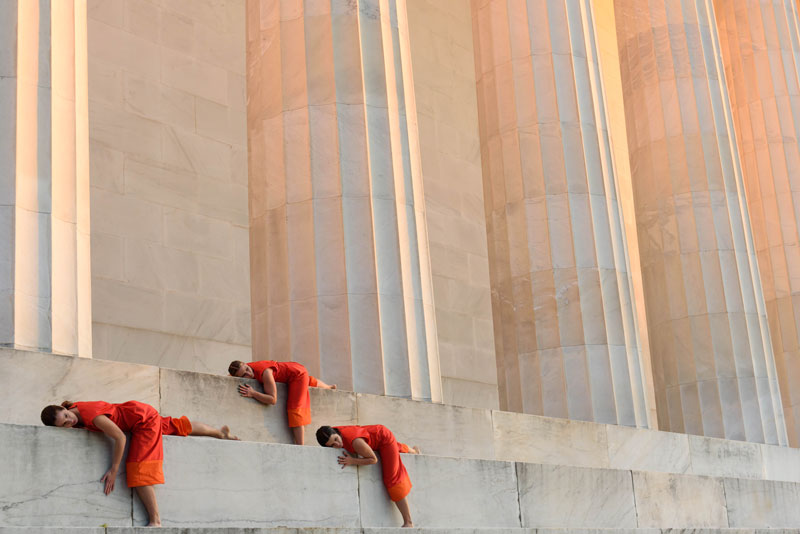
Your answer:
516;463;635;528
724;478;800;527
92;278;164;332
355;393;494;459
606;425;691;474
163;292;240;344
163;209;233;259
159;368;357;445
161;47;228;105
162;125;232;181
358;454;520;528
0;423;133;526
156;438;360;527
492;410;609;468
632;472;728;527
90;188;163;242
89;18;159;80
91;232;124;280
761;443;800;483
0;348;159;426
688;435;764;479
441;376;500;410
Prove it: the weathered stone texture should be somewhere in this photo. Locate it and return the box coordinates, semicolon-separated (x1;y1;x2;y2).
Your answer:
87;0;251;373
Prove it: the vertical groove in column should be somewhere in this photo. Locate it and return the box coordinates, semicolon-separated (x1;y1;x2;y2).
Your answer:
248;0;440;400
615;0;787;444
714;0;800;445
472;0;649;425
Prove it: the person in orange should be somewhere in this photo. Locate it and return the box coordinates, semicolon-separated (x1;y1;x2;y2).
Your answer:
228;360;336;445
316;424;420;528
40;400;238;527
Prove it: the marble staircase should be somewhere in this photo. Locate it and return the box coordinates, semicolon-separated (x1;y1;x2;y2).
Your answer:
3;348;800;530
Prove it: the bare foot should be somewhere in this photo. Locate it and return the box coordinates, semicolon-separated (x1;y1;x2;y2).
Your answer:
331;384;337;390
401;522;413;528
146;522;161;527
412;446;421;454
221;425;240;441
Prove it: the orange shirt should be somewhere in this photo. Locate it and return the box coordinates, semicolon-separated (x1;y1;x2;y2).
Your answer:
71;400;157;432
248;360;307;383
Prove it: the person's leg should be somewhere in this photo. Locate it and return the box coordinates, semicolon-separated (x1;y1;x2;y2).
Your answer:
135;485;160;526
309;375;337;389
188;421;239;440
291;425;305;445
394;497;413;527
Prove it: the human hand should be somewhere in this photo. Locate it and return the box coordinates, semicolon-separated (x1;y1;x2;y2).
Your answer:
101;467;117;495
238;384;255;398
337;452;356;469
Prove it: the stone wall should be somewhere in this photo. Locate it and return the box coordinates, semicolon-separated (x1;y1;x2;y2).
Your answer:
407;0;498;409
86;0;251;372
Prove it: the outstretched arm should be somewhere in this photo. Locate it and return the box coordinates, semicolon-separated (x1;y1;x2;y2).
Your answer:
92;415;126;495
239;368;277;405
338;437;378;469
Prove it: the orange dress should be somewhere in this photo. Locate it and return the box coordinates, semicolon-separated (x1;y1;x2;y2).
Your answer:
248;360;319;427
335;424;412;501
71;400;192;487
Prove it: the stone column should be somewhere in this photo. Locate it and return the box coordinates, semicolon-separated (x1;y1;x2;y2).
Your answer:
615;0;786;444
713;0;800;445
471;0;651;426
247;0;441;400
0;0;91;356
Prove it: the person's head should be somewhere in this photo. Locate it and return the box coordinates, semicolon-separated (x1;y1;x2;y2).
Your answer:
40;401;78;428
316;426;343;448
228;360;254;379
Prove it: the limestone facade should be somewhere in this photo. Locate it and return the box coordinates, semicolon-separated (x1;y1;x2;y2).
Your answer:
8;0;800;445
86;0;251;373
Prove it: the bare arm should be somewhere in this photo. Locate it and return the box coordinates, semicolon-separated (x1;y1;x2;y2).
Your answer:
239;368;277;405
92;415;126;495
338;437;378;469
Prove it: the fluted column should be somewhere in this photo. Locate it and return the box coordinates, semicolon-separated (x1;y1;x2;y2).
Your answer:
1;0;92;356
615;0;786;444
471;0;650;426
713;0;800;446
247;0;441;400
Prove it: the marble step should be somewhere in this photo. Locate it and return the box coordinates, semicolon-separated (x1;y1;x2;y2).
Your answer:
4;422;800;530
2;348;799;485
1;529;798;534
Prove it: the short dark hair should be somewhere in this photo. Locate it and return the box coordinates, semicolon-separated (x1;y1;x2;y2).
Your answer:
316;425;341;447
228;360;244;376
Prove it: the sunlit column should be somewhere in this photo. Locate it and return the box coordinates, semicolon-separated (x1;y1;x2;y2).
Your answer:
470;0;651;426
247;0;441;400
615;0;786;444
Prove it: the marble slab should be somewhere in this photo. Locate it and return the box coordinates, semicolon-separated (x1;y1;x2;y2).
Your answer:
724;477;800;527
0;348;159;425
155;438;360;527
688;435;764;479
110;529;361;534
356;392;495;459
632;472;728;527
159;368;357;445
516;463;635;528
606;425;691;474
358;454;520;528
492;410;609;468
760;443;800;483
0;423;133;526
